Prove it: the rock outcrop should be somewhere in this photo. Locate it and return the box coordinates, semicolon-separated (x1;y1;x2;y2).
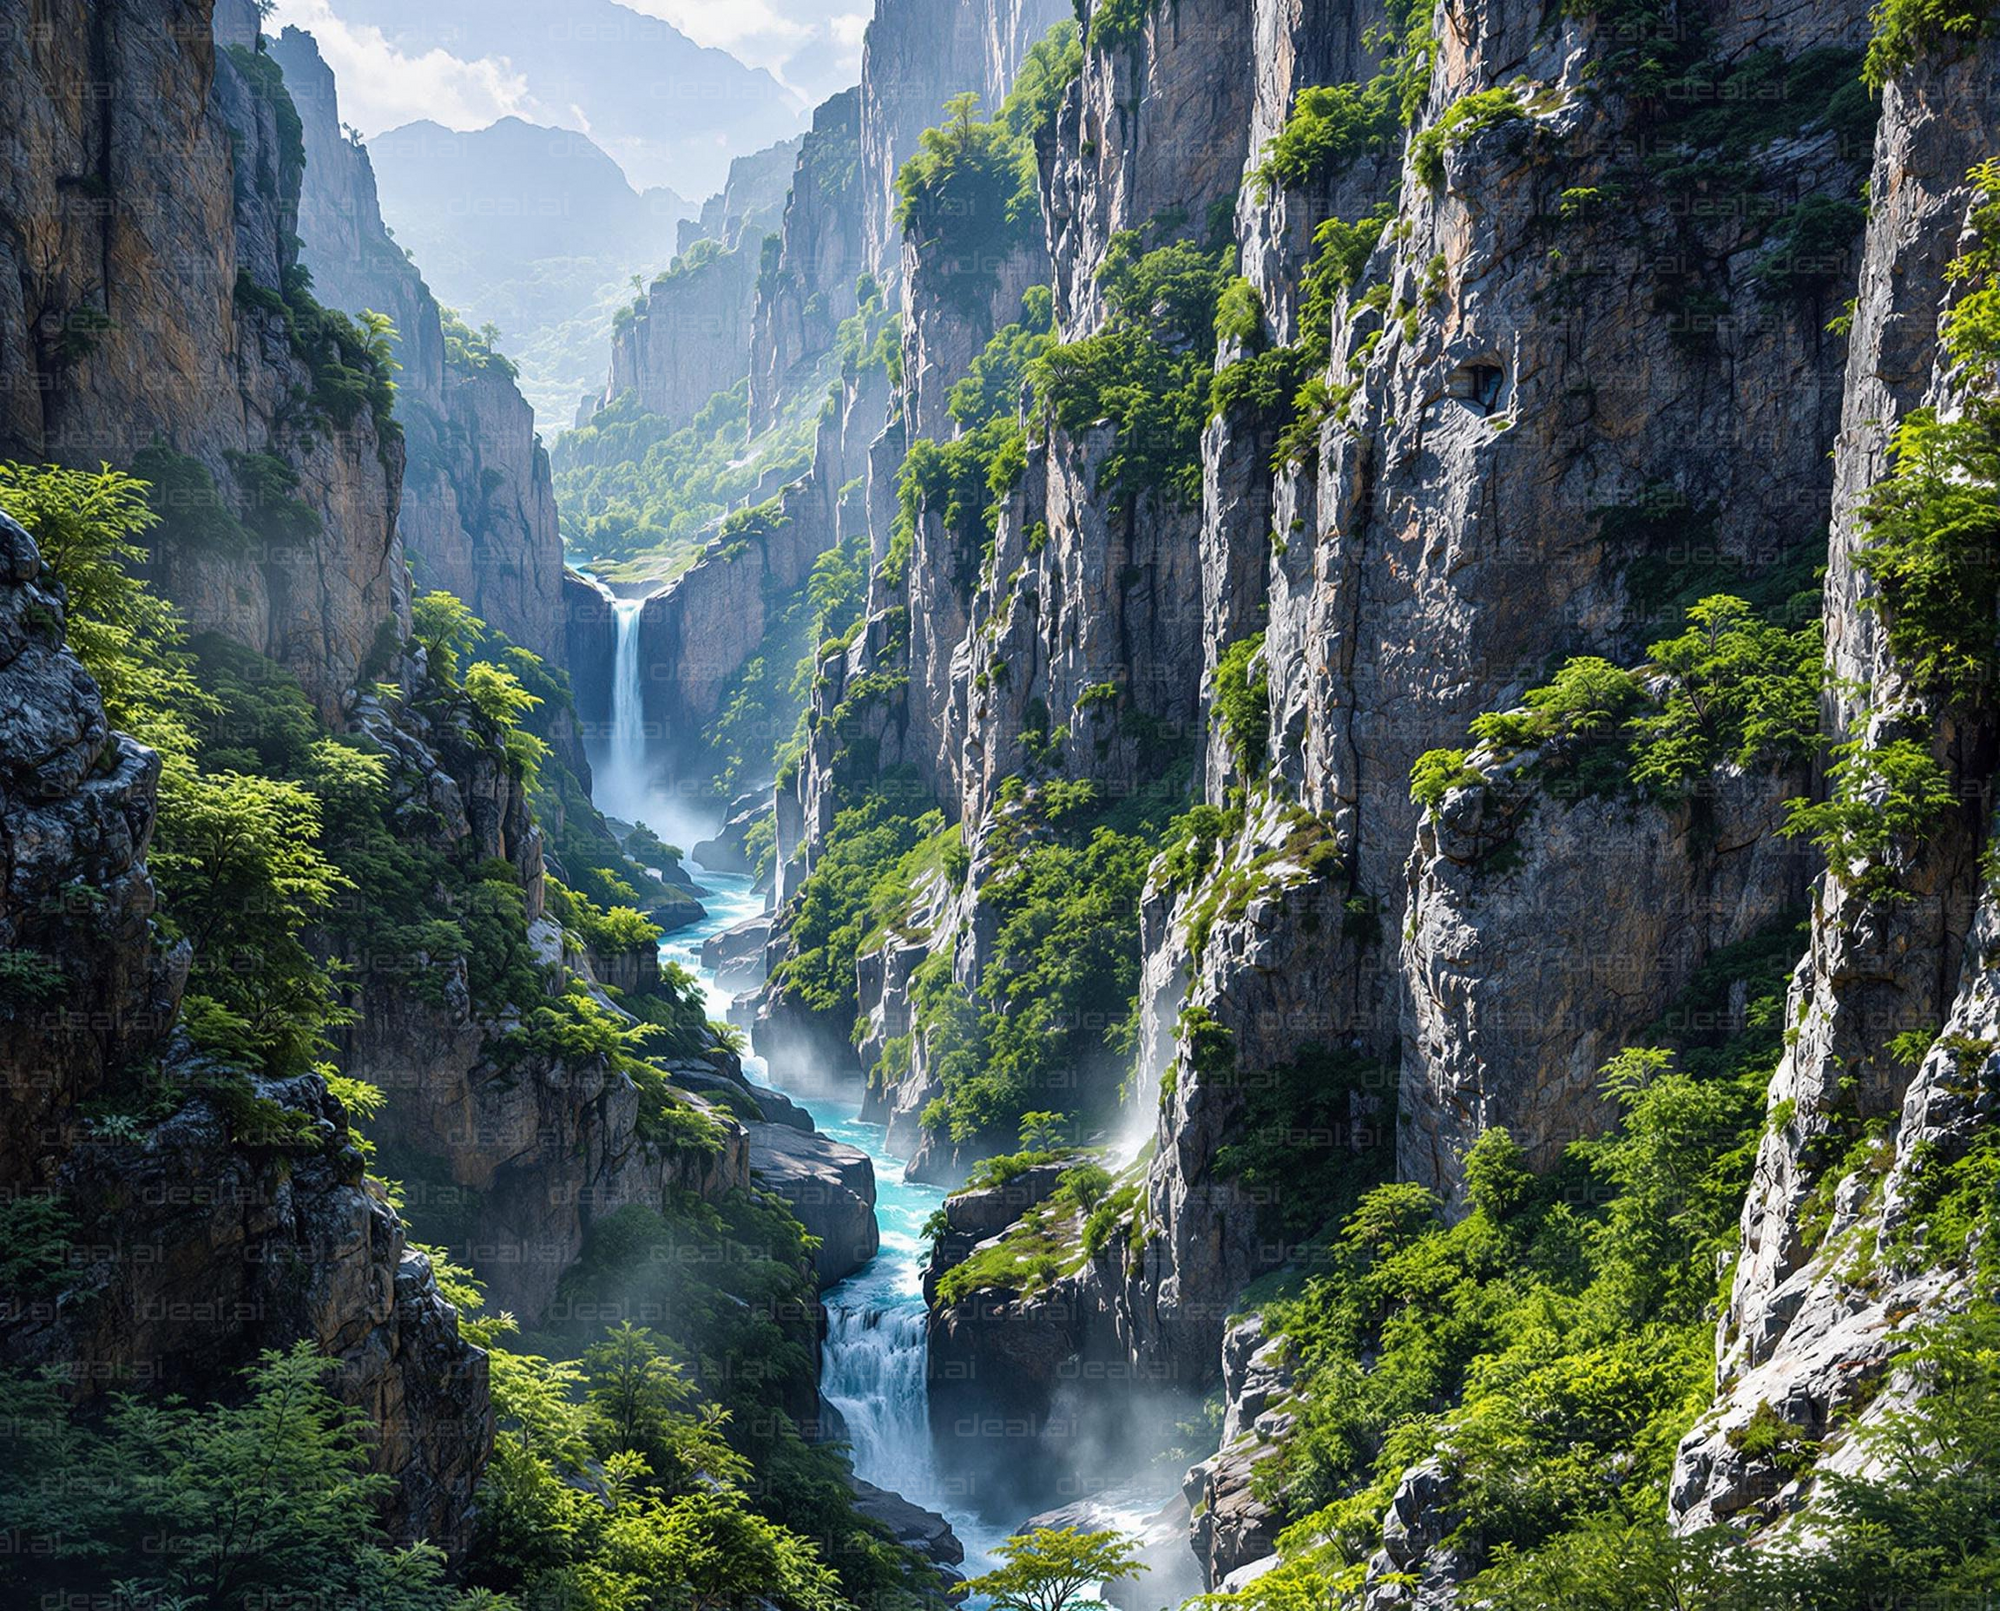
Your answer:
1401;753;1811;1201
749;90;869;434
601;239;761;432
857;0;1074;284
1184;1317;1297;1589
850;1478;967;1571
745;1122;881;1285
0;2;408;719
678;136;802;260
274;26;566;667
337;686;752;1320
0;508;490;1551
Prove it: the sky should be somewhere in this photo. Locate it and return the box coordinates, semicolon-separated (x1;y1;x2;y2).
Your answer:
633;0;871;99
266;0;870;147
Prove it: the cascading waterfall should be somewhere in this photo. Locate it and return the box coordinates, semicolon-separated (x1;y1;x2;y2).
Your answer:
822;1305;937;1496
655;863;1008;1568
598;596;648;821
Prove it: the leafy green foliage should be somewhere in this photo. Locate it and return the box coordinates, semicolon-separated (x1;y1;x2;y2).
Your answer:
1851;408;2000;709
235;264;401;451
1028;230;1234;506
1421;594;1822;809
1248;0;1439;198
1083;0;1159;51
1784;162;2000;897
1214;919;1800;1603
1000;21;1083;147
1781;734;1957;898
949;285;1058;428
553;382;811;570
1477;1310;2000;1607
511;1199;936;1611
0;460;211;760
1410;747;1484;811
439;306;520;382
154;755;353;1077
0;1343;488;1609
1214;632;1272;777
910;779;1185;1149
769;780;945;1027
1412;88;1529;190
547;874;662;956
1252;82;1401;199
896;91;1040;311
1208;204;1391;473
965;1526;1149;1611
1864;0;1996;86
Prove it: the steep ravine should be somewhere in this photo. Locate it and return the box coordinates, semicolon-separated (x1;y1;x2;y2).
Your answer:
739;0;2000;1602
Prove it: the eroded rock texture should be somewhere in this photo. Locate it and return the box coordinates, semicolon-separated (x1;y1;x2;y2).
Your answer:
274;26;565;666
0;1;408;719
0;509;490;1551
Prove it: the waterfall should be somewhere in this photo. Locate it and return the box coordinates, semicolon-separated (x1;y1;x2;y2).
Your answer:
599;596;647;821
822;1304;939;1502
656;860;1016;1569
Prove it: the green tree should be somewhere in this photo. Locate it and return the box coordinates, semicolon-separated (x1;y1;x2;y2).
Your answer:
965;1527;1148;1611
412;589;484;685
0;1343;489;1609
152;766;351;1076
0;459;209;760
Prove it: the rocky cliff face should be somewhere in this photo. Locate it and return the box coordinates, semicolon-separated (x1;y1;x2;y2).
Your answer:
857;0;1074;285
0;0;408;721
753;0;1959;1579
750;90;869;435
0;508;490;1552
601;238;762;432
1669;28;2000;1535
1129;0;1865;1386
273;26;566;667
678;136;802;260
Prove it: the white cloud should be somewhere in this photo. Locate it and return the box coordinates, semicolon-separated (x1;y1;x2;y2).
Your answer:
635;0;810;54
267;0;541;135
622;0;865;101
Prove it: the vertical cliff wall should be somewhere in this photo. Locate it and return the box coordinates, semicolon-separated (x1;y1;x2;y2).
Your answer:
1670;25;2000;1534
750;90;869;434
0;0;410;721
749;0;1928;1556
272;27;566;668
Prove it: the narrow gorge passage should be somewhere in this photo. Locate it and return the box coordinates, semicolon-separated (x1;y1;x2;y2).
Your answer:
660;869;1002;1558
660;856;1189;1576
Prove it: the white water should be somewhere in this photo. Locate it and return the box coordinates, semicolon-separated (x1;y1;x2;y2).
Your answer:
658;863;1014;1571
594;597;649;824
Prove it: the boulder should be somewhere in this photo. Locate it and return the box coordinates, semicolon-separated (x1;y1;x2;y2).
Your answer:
693;788;772;874
850;1478;965;1571
745;1122;879;1284
701;913;772;990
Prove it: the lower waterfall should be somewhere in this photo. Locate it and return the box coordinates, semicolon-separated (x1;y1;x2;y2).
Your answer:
656;862;1011;1569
